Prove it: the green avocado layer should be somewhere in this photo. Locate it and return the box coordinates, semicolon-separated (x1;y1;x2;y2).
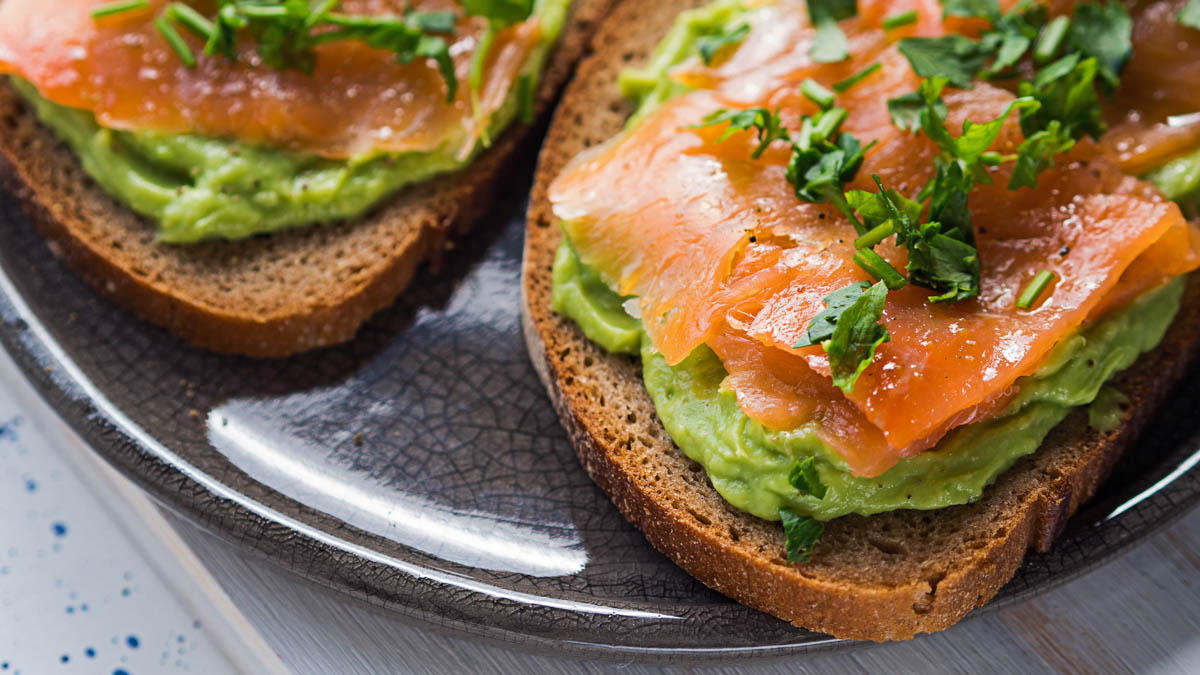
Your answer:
549;0;1195;522
554;240;1184;521
11;0;569;243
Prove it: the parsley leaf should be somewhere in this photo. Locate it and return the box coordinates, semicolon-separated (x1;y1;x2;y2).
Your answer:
897;35;989;88
845;184;924;236
906;228;981;302
788;457;828;499
698;23;750;65
1179;0;1200;30
795;280;891;393
981;9;1041;76
794;281;870;348
1017;53;1105;140
1066;1;1132;87
887;91;946;132
693;107;791;158
788;132;868;202
922;160;974;240
780;509;824;564
807;0;858;63
1009;120;1074;189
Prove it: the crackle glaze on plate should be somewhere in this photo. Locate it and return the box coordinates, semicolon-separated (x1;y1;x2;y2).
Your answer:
1;163;1199;659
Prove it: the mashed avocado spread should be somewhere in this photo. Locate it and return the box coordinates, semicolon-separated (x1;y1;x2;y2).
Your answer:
10;0;570;244
551;0;1194;522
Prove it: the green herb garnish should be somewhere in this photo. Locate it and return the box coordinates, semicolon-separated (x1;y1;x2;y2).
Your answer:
801;78;837;109
1016;269;1056;309
138;0;533;102
1033;14;1070;64
155;15;196;67
91;0;150;19
166;3;215;40
692;107;791;158
886;91;945;131
794;280;891;393
832;62;880;93
517;73;535;124
697;23;750;65
897;35;988;88
788;457;828;499
807;0;858;63
1066;1;1132;88
1179;0;1200;30
780;509;824;563
882;9;918;30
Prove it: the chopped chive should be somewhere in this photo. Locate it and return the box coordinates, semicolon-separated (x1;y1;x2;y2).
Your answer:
813;106;848;140
155;16;196;68
882;10;918;30
801;78;836;110
167;3;215;41
304;0;340;30
90;0;149;19
853;249;907;290
517;74;535;124
239;5;290;19
1034;16;1070;65
855;221;895;250
833;62;881;93
1016;269;1056;309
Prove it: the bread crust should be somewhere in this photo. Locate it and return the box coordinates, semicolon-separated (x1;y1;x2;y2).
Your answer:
521;0;1200;641
0;0;614;357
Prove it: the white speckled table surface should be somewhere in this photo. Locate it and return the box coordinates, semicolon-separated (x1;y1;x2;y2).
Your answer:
2;344;1199;674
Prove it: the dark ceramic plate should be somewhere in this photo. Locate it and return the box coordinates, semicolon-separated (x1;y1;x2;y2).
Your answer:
1;157;1199;660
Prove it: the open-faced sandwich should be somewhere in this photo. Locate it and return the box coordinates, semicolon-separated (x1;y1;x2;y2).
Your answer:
0;0;609;356
524;0;1200;640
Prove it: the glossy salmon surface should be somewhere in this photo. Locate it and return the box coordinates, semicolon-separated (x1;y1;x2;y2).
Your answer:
550;0;1200;477
0;0;541;158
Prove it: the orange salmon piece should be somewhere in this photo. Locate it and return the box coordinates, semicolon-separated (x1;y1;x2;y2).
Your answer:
0;0;540;159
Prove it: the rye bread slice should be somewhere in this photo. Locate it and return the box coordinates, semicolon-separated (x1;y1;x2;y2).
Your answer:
521;0;1200;641
0;0;613;358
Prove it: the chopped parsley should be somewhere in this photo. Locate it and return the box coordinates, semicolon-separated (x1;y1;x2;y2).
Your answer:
807;0;858;63
794;280;891;393
693;107;791;158
1066;1;1132;88
115;0;535;102
697;23;750;65
788;457;828;499
897;1;1131;91
1180;0;1200;30
780;509;825;563
897;35;989;88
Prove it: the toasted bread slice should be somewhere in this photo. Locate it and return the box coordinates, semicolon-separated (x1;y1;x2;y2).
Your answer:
0;0;613;358
521;0;1200;641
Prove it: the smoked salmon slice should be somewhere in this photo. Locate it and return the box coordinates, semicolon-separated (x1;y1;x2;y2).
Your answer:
0;0;542;159
1101;0;1200;173
550;0;1200;477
